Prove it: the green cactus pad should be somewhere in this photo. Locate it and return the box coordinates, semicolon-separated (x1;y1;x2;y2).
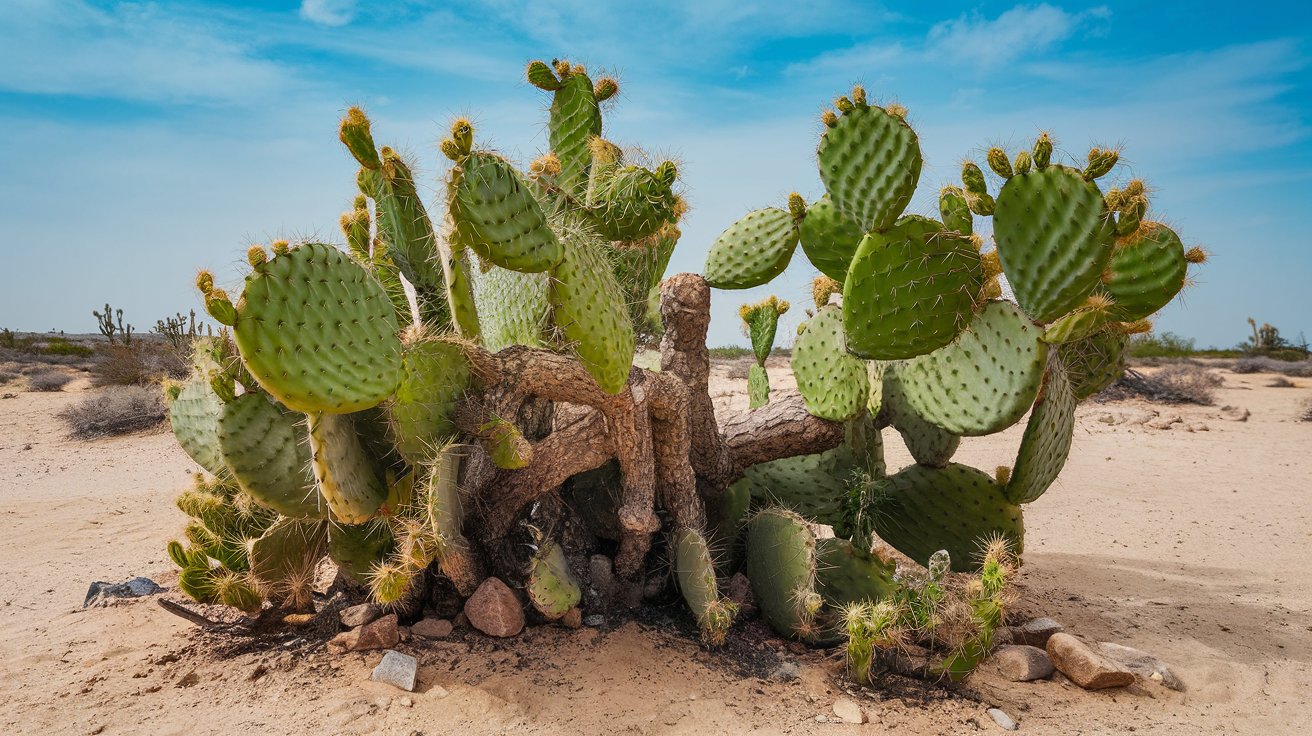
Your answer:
1042;305;1111;344
853;463;1024;572
605;227;678;336
747;363;770;408
168;375;228;477
547;69;602;196
842;216;984;360
880;365;960;467
527;541;581;621
799;194;864;281
1059;329;1127;401
733;443;863;528
327;520;394;583
1103;222;1188;321
792;305;868;421
448;151;564;272
703;207;801;289
673;527;736;645
425;448;480;595
472;265;549;351
233;243;401;414
307;412;388;524
217;392;324;518
866;361;886;418
440;245;480;338
745;508;823;641
390;339;469;466
817;102;921;232
993;165;1115;323
549;230;635;394
814;537;897;607
248;517;329;589
1007;355;1076;504
585;162;679;242
897;300;1048;436
377;151;446;293
938;185;973;236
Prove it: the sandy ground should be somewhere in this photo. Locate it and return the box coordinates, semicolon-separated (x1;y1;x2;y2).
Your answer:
0;364;1309;735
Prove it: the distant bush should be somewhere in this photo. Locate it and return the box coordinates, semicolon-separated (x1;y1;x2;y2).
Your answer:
1268;376;1295;388
1300;400;1312;423
1096;365;1220;405
1231;356;1312;377
92;343;187;387
58;386;167;439
42;337;95;357
0;369;19;385
27;369;73;392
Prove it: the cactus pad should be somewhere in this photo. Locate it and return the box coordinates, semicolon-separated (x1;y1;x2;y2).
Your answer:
880;365;961;467
745;508;823;641
842;216;983;360
1102;222;1188;321
471;264;549;351
792;305;868;421
814;537;897;607
217;392;324;518
546;69;602;196
897;300;1048;436
549;230;635;394
233;243;401;414
448;150;563;272
817;101;921;232
248;517;329;592
327;521;393;582
1007;355;1076;504
585;162;679;242
733;443;864;528
673;527;736;645
527;541;581;621
747;363;770;408
390;338;469;466
993;165;1115;323
307;412;388;524
167;376;228;477
1059;329;1127;400
703;207;801;289
799;194;864;281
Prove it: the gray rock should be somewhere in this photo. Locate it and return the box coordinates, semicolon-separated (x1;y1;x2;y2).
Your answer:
771;662;800;682
987;708;1018;731
1010;617;1065;647
1047;633;1134;689
832;699;865;724
312;558;345;595
83;577;162;607
1096;642;1185;691
464;577;525;638
411;618;453;639
340;603;383;628
583;614;606;627
989;645;1054;682
589;555;614;599
370;650;418;692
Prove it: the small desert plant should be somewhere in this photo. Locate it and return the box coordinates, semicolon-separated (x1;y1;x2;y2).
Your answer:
93;302;134;346
58;386;168;439
27;369;73;392
0;369;20;385
1097;365;1220;405
91;343;187;387
1268;376;1295;388
42;337;95;357
1299;400;1312;423
1232;356;1312;377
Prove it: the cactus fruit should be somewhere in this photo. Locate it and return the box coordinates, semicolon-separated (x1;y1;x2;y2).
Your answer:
703;199;804;289
1101;221;1189;321
799;194;864;281
791;305;867;421
673;527;737;645
307;412;389;524
230;242;402;414
166;375;228;478
217;391;325;518
1006;355;1076;504
389;337;470;466
993;164;1116;323
896;301;1048;436
548;226;635;394
817;87;922;232
527;540;582;621
842;216;984;360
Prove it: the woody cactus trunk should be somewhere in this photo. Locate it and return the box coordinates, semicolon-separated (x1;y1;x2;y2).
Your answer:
164;61;1203;667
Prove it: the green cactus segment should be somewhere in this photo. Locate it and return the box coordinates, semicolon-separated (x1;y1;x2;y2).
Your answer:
549;230;635;394
448;150;563;272
547;69;602;196
217;392;324;518
175;475;276;573
527;541;582;621
938;186;973;236
605;226;678;337
853;463;1024;572
843;216;983;360
866;361;886;418
814;537;896;607
167;375;228;478
792;305;868;421
440;245;481;338
472;264;550;351
817;102;921;232
307;412;388;524
377;150;446;294
703;207;801;289
744;508;823;641
897;300;1048;436
233;243;401;414
1007;355;1076;504
747;364;770;409
1103;222;1188;321
993;165;1115;323
1059;329;1127;401
370;240;416;327
799;194;864;281
734;439;869;528
880;365;960;467
586;160;679;242
327;520;394;583
1042;305;1111;344
673;527;736;644
390;339;470;466
248;517;329;589
424;448;480;594
740;296;788;365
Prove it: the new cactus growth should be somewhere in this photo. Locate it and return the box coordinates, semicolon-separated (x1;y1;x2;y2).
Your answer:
739;296;789;408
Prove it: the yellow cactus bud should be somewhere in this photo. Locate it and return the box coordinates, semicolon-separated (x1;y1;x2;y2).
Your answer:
884;102;908;119
195;269;214;295
851;85;867;106
247;245;268;269
1184;246;1208;264
821;109;839;128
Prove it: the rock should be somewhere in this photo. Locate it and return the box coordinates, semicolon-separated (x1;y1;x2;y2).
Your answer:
1121;410;1155;426
987;708;1018;731
771;662;800;682
1188;422;1209;432
312;558;345;595
398;696;413;707
583;614;606;627
832;699;865;724
340;603;383;628
1146;414;1182;430
1220;405;1250;422
561;607;583;629
1096;413;1116;424
1010;617;1065;647
1095;642;1185;691
83;577;162;607
589;555;614;599
726;573;754;606
329;614;400;653
370;650;418;692
1046;633;1134;689
989;645;1054;682
464;578;525;638
411;618;453;639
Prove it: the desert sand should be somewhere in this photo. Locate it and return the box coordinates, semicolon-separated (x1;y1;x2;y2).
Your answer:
0;363;1308;735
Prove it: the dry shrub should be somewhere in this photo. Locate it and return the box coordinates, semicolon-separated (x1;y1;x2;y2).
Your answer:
1268;376;1295;388
1096;365;1220;405
1300;400;1312;423
27;369;73;392
725;361;752;381
92;343;187;387
1232;356;1312;377
0;369;18;385
58;386;168;439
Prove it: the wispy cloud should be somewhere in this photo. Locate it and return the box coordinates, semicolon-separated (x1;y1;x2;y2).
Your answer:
300;0;358;27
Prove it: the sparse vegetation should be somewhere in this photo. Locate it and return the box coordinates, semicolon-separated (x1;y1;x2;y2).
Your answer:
91;343;187;387
1267;376;1295;388
58;386;168;439
1300;400;1312;423
1231;356;1312;377
1096;365;1221;405
27;369;73;392
93;303;134;346
153;310;211;352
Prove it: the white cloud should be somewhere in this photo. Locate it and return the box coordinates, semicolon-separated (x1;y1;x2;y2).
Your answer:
927;4;1110;69
300;0;358;27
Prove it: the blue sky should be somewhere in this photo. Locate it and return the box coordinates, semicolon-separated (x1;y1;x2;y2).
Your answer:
2;1;1309;349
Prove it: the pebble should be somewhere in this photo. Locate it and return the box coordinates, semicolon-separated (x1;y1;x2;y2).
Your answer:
561;607;583;629
1010;617;1065;647
772;662;800;682
989;645;1055;682
83;577;162;608
1046;633;1134;689
411;618;454;639
987;708;1018;731
340;603;383;628
369;650;418;692
329;614;400;653
584;614;606;627
464;578;525;638
832;699;865;724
